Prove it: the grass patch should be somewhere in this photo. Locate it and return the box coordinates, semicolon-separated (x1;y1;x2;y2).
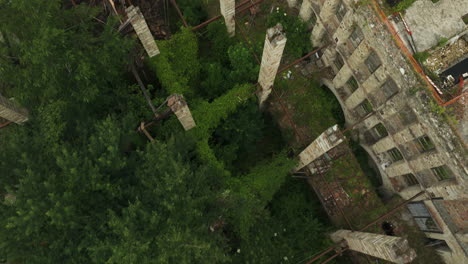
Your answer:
437;37;449;47
413;51;430;63
391;0;417;12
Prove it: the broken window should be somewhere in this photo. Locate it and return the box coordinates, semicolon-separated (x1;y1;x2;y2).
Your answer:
365;51;381;73
372;123;388;139
347;76;359;92
388;148;403;162
349;27;364;49
431;166;453;181
356;99;373;117
407;202;442;232
335;1;347;22
415;135;435;153
403;173;419;186
381;78;399;99
334;53;345;70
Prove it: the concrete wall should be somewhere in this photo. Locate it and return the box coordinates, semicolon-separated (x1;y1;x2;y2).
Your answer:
304;0;468;263
0;95;28;124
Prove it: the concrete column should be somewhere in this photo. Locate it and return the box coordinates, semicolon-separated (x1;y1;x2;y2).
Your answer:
167;94;196;131
331;230;417;263
296;124;343;170
286;0;297;8
0;95;28;124
219;0;235;36
257;24;287;107
126;5;160;57
299;0;313;21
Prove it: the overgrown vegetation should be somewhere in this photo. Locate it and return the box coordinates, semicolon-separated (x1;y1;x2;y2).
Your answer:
0;1;332;263
413;51;430;64
390;0;417;12
267;7;312;58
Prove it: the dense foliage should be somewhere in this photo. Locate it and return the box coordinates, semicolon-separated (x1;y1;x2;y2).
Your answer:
267;7;312;58
0;1;332;263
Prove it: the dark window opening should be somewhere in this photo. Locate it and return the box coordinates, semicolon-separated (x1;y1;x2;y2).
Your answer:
403;173;418;186
407;202;442;233
431;166;453;181
356;99;373;117
365;51;381;73
350;27;364;49
336;1;347;22
398;106;417;125
388;148;403;162
372;123;388;139
415;135;435;153
347;76;359;92
334;53;345;70
381;78;399;99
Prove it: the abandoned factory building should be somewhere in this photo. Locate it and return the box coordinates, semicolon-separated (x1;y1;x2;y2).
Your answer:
291;0;468;263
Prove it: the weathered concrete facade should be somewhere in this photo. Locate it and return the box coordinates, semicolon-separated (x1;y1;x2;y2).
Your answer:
0;94;28;124
296;124;343;170
167;94;196;131
302;0;468;263
331;230;417;263
257;24;287;107
126;5;160;57
219;0;235;36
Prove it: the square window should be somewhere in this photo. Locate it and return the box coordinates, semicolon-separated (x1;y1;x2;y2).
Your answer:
398;106;417;126
388;148;403;162
356;99;373;117
347;76;359;92
336;1;347;22
403;173;418;186
365;51;381;73
431;166;452;181
372;123;388;139
334;53;345;70
381;78;399;99
407;202;442;233
349;27;364;49
416;135;435;153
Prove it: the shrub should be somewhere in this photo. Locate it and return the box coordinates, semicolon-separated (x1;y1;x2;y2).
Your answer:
391;0;417;12
267;7;311;58
413;51;430;63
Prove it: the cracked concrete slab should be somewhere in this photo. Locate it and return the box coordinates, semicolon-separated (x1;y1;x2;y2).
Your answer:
404;0;468;51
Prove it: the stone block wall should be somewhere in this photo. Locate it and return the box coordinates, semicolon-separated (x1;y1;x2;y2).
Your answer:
331;230;417;263
257;24;287;106
304;0;467;262
0;95;28;124
167;95;196;131
296;124;343;170
126;6;160;57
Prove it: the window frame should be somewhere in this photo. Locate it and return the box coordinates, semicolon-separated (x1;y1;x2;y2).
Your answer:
349;27;364;49
365;51;381;74
356;99;373;117
347;76;359;92
415;135;435;153
403;173;418;186
372;123;388;139
335;1;347;22
407;202;443;233
388;148;403;162
431;166;453;181
334;53;345;71
381;78;399;99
